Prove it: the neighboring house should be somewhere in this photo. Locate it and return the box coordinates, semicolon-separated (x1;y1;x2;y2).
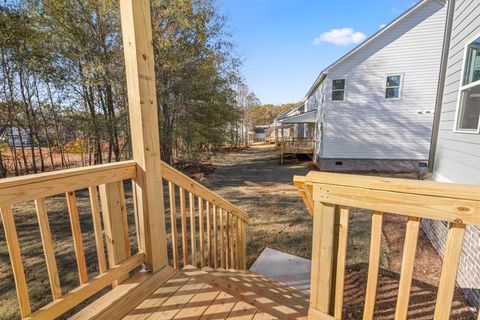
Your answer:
299;0;448;171
423;0;480;308
270;103;305;143
252;125;269;142
0;126;31;146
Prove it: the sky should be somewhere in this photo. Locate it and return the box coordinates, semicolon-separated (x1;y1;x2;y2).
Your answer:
218;0;418;105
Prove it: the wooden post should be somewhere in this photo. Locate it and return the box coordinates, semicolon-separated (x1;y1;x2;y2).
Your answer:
309;185;336;319
120;0;167;272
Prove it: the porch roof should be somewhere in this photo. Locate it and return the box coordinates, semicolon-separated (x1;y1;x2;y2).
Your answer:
278;109;316;124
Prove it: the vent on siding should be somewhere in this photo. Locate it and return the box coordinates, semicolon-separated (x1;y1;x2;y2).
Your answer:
335;161;343;166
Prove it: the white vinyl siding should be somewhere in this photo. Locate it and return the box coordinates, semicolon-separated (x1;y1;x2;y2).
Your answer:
318;0;446;160
434;0;480;184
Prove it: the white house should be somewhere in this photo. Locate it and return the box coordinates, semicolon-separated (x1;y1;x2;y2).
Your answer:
294;0;448;171
422;0;480;308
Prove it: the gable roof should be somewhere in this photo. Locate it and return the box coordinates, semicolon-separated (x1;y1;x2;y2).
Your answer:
304;0;447;99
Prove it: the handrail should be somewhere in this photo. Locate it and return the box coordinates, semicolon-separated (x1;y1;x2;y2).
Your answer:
295;171;480;320
161;161;248;222
300;171;480;224
0;161;137;207
303;171;480;202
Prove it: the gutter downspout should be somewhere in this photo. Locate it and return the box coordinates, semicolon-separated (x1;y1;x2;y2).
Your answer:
428;0;456;173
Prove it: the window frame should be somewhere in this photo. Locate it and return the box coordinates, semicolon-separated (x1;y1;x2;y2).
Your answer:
331;78;346;102
384;74;403;100
453;33;480;134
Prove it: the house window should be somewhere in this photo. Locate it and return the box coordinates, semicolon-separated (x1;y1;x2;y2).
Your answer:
385;75;402;99
455;36;480;132
332;79;345;101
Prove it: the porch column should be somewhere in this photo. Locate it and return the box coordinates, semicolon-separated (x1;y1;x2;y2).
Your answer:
120;0;167;272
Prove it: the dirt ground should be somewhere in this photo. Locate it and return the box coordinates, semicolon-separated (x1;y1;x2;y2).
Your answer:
200;144;475;319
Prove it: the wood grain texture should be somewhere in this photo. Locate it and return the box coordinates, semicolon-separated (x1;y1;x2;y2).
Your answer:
433;223;466;320
395;216;421;320
309;196;335;314
120;0;167;272
168;182;179;269
66;191;89;285
0;206;31;317
333;206;349;319
362;211;384;320
180;187;188;266
0;162;136;207
35;198;62;299
88;187;107;274
190;192;197;267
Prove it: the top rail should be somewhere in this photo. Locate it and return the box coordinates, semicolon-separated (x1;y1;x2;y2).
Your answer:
304;171;480;202
0;161;137;207
160;161;248;222
296;171;480;225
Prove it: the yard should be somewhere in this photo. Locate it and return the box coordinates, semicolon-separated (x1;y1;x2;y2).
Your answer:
0;144;476;319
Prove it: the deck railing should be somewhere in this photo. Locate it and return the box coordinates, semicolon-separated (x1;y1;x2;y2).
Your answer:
0;160;247;319
280;139;315;163
161;161;248;271
294;172;480;320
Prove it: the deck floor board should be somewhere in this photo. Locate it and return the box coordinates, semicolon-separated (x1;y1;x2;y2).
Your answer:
76;266;309;320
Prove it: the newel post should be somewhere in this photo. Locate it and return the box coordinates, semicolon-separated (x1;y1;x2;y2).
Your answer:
119;0;167;272
309;184;337;319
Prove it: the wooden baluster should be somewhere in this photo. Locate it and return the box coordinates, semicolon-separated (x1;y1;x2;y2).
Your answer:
189;192;197;267
99;182;130;286
230;214;235;268
168;182;179;269
333;206;349;319
241;219;247;270
235;216;241;269
220;209;225;269
180;187;188;266
0;206;31;317
395;216;421;320
363;211;384;320
433;222;466;320
206;202;212;267
66;191;89;284
118;182;131;258
198;197;205;268
88;187;107;274
309;200;336;315
35;198;62;299
225;212;230;269
213;205;218;269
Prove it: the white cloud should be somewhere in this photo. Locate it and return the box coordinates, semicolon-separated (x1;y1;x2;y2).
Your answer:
379;24;387;29
312;28;367;46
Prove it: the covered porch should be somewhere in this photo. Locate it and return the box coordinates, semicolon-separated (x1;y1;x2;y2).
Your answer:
277;110;317;164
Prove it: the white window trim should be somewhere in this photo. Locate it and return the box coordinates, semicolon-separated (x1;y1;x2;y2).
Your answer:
384;73;404;100
453;33;480;134
331;78;346;102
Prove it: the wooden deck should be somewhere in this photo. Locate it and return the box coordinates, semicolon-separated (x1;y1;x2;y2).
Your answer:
71;266;309;320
